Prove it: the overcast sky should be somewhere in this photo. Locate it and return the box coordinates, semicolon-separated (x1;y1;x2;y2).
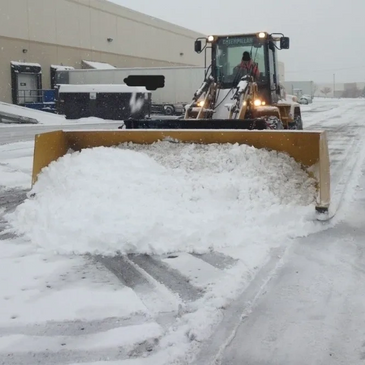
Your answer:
110;0;365;84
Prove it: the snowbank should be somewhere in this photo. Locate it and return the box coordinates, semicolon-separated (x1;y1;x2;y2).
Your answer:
7;141;317;255
0;102;121;126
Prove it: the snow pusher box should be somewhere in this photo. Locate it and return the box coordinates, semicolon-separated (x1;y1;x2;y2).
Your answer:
31;128;330;215
31;31;331;216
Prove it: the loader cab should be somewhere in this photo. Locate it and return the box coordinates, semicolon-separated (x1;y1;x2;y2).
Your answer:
197;32;289;105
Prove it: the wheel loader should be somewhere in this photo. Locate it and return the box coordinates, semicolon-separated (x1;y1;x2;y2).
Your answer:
122;31;303;131
30;31;331;216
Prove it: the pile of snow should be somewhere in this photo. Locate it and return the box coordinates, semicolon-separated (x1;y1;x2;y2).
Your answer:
0;101;64;125
0;101;128;126
7;141;317;255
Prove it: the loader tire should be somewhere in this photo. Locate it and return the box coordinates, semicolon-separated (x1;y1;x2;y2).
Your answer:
294;115;303;130
289;115;303;130
265;116;284;130
288;115;303;130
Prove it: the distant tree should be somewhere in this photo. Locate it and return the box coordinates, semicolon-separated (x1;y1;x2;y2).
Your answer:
320;87;332;97
351;86;360;98
342;85;361;98
362;87;365;97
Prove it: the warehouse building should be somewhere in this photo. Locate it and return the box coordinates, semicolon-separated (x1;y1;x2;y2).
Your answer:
0;0;205;104
0;0;286;106
313;82;365;98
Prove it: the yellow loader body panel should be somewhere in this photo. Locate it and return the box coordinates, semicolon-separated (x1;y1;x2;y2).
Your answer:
32;129;330;212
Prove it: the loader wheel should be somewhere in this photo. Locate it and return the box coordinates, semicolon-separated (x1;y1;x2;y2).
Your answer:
288;115;303;130
294;115;303;130
265;116;284;130
289;115;303;130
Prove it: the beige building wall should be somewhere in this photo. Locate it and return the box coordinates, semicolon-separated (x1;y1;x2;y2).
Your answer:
0;0;205;103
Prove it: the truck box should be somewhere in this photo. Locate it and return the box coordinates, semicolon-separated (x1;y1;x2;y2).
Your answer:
55;66;206;109
56;84;151;120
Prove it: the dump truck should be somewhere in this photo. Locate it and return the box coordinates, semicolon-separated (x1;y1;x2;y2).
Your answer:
31;31;330;217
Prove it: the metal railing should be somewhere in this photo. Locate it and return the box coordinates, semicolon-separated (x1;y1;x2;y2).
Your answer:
17;89;55;105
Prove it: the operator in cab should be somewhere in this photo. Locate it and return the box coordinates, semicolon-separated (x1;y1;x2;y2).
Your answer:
234;51;260;79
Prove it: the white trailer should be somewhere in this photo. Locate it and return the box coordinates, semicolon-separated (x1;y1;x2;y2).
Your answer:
55;66;207;115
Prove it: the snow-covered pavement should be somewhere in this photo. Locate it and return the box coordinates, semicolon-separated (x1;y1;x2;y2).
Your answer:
200;175;365;365
0;101;125;128
304;99;365;216
0;98;365;364
208;167;365;364
0;122;123;146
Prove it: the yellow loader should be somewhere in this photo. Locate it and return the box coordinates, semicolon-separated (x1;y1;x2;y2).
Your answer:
32;31;330;216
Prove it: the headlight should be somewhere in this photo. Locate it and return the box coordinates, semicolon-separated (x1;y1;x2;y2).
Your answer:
254;99;262;106
197;100;205;107
258;32;267;39
207;35;214;42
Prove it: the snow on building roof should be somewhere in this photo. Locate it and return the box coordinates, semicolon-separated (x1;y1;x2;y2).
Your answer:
82;60;116;70
57;84;150;94
11;61;42;68
51;65;75;71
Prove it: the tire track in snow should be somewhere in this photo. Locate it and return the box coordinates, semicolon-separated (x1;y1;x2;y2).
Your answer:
128;254;204;302
193;246;287;365
0;249;241;365
191;252;238;269
1;340;154;365
93;255;181;314
0;315;162;338
0;188;28;214
0;188;28;240
96;252;238;309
